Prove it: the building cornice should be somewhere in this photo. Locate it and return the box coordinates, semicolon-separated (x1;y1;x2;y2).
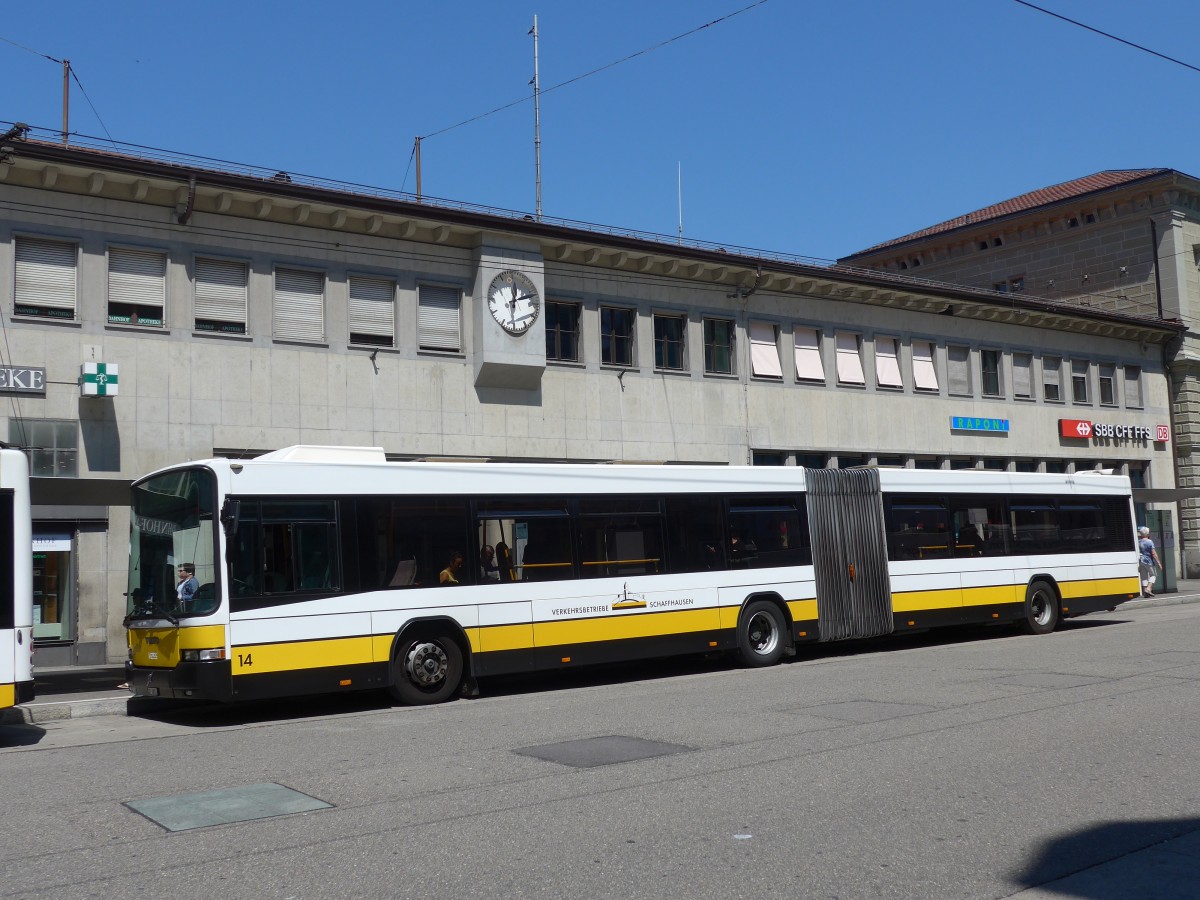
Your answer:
0;138;1182;345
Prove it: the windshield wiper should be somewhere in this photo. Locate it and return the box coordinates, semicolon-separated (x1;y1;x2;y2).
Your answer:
123;598;179;627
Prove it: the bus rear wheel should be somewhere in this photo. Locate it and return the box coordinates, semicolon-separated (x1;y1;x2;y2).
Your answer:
737;600;786;667
390;633;463;705
1020;580;1060;635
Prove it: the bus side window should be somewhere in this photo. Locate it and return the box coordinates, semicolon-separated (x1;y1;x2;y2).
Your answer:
664;495;726;572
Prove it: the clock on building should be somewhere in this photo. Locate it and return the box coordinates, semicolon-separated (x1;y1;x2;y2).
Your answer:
487;270;540;335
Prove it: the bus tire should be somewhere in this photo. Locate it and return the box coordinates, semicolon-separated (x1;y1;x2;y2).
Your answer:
389;632;463;705
737;600;786;667
1020;580;1059;636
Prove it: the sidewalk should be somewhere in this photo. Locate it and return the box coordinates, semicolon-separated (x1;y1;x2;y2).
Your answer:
6;582;1200;726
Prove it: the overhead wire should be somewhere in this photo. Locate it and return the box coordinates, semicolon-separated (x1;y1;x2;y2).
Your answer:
1011;1;1200;76
417;1;771;142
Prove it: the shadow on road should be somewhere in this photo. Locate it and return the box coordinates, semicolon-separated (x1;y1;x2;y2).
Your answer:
0;722;47;747
1016;816;1200;896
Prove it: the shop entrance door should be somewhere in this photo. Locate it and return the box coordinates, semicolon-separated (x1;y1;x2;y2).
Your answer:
32;532;73;643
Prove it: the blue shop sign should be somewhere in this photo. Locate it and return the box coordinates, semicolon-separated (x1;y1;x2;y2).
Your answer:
950;416;1010;433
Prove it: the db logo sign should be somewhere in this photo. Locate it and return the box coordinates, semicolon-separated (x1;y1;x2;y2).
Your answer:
1060;419;1092;439
1156;425;1171;443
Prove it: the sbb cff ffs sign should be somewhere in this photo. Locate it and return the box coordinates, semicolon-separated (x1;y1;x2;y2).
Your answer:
1059;419;1168;442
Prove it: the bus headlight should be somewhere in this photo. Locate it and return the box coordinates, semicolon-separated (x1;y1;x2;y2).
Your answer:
181;648;226;662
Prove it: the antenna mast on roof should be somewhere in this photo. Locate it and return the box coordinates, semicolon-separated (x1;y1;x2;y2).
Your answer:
530;15;543;221
677;162;683;244
61;59;70;146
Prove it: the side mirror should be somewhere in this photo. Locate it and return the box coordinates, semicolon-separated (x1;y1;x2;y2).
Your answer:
220;498;241;536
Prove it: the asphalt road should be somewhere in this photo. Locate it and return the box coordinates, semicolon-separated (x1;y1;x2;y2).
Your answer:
4;603;1200;899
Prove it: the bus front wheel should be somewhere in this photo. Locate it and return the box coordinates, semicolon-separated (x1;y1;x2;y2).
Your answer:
737;600;786;667
390;633;463;705
1020;580;1060;636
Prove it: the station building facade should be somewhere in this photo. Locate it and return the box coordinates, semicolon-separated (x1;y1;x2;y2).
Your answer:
0;136;1182;666
839;168;1200;574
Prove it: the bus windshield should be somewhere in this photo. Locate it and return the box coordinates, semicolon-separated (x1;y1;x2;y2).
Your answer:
128;467;219;618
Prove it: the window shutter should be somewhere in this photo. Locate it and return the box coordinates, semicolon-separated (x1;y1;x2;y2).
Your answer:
15;237;77;311
108;247;166;309
912;341;938;391
1124;366;1142;407
273;268;325;342
793;326;824;381
418;284;461;351
875;336;902;387
195;258;248;325
948;345;971;395
1013;353;1032;398
836;332;864;384
349;276;395;342
749;321;782;378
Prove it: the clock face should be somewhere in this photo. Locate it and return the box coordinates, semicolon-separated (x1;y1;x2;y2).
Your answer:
487;270;540;335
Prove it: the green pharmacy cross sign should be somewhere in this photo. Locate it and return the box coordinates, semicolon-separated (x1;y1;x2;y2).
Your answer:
79;362;119;397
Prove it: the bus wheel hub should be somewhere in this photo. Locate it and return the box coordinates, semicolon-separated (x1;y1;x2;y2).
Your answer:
406;642;448;687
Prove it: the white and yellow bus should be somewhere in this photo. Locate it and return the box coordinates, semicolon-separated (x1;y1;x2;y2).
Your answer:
125;446;1140;705
1;448;34;710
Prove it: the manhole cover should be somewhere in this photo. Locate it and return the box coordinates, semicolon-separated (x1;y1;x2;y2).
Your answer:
125;782;332;832
515;735;692;768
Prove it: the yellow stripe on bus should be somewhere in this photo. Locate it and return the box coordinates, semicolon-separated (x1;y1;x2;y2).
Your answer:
891;589;962;613
787;598;818;621
233;635;375;675
534;608;721;647
0;683;14;708
1059;576;1139;599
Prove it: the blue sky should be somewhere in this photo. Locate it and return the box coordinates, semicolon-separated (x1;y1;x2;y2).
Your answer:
4;1;1198;261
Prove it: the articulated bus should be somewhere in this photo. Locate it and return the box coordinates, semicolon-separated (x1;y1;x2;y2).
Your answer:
1;448;34;710
125;446;1140;705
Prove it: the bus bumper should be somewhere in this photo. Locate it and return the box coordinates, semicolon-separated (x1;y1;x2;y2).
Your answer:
125;659;233;701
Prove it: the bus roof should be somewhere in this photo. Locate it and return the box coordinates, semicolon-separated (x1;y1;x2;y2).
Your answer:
136;446;1133;499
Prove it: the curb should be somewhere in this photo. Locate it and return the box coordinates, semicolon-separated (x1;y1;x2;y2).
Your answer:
1;695;130;725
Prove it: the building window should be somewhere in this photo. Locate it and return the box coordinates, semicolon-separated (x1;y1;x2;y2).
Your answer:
1098;363;1116;406
835;332;865;386
14;236;77;320
875;336;902;389
348;275;395;347
793;326;824;383
703;318;735;375
980;349;1003;398
1043;356;1063;402
752;451;786;466
653;313;686;371
417;284;462;352
796;453;826;469
1013;352;1033;400
600;306;636;367
545;301;580;362
1071;360;1090;404
1124;365;1143;408
195;257;248;334
947;345;971;396
749;321;782;379
273;268;325;342
912;340;938;392
107;247;166;327
8;419;78;477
